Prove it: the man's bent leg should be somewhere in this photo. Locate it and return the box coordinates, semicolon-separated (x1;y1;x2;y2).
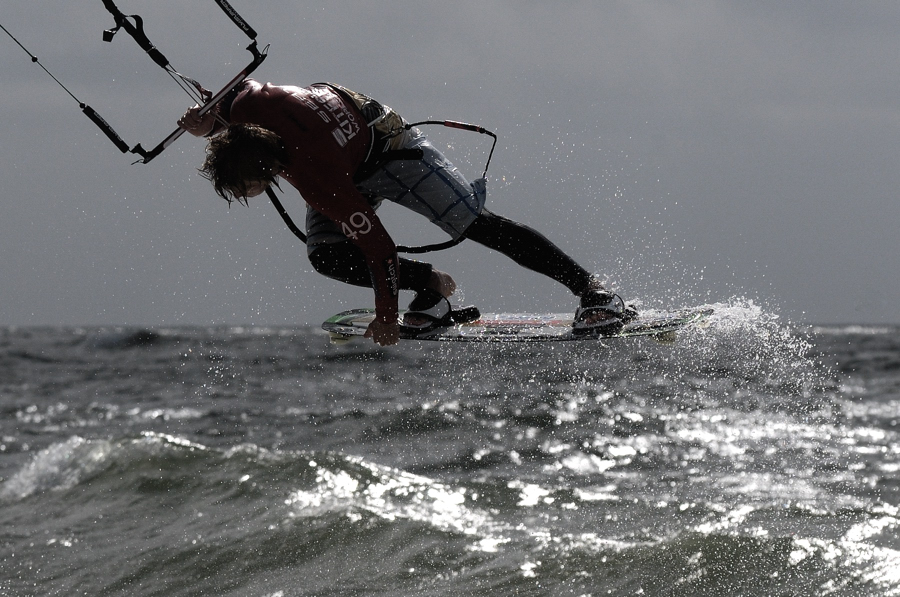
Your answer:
309;242;435;291
463;209;597;296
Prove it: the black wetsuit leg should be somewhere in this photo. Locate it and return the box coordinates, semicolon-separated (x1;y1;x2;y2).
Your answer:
462;209;594;296
309;242;434;291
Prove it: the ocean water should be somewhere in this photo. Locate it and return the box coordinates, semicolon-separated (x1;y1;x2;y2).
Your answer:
1;301;898;596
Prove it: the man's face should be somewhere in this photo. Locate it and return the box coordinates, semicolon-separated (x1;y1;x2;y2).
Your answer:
232;179;269;199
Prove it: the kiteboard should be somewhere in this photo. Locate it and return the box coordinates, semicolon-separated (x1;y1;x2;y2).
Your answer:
322;306;713;343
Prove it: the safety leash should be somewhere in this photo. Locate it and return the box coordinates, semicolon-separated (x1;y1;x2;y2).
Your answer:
406;120;498;180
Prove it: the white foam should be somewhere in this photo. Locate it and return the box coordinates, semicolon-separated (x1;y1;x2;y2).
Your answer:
0;437;113;501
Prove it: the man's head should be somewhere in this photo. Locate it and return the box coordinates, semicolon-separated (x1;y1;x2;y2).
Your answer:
200;123;287;204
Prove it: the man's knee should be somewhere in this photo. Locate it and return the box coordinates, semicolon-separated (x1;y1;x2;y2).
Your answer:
308;243;369;284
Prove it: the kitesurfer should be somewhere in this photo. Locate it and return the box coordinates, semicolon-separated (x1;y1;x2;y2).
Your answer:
179;80;635;345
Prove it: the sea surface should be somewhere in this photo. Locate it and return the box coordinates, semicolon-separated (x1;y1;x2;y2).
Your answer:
1;301;899;596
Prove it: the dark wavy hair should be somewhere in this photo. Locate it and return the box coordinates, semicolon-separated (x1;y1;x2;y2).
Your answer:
199;123;287;205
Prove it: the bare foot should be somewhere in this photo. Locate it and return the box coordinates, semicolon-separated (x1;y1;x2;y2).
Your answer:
427;269;456;298
403;270;456;327
403;313;430;327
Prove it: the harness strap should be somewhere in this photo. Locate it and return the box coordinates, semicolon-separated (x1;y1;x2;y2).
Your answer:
265;184;467;255
379;148;425;162
265;187;307;244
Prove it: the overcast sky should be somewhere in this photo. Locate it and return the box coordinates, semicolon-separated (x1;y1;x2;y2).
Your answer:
2;1;898;326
